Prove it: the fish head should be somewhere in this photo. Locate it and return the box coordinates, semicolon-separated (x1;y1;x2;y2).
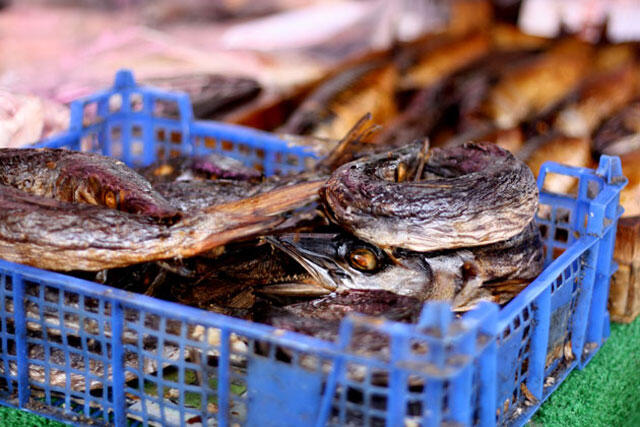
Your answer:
63;156;181;221
268;232;433;299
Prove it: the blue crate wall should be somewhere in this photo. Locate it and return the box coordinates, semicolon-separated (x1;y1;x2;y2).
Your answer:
494;156;625;426
0;274;18;402
33;69;318;176
0;69;627;427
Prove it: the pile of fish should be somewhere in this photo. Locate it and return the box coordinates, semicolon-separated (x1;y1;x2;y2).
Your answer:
0;114;546;394
0;114;543;323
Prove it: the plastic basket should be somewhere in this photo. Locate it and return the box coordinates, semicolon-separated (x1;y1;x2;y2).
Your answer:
0;70;627;426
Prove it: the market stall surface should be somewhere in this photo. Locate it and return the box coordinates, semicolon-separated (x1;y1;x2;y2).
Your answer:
0;316;638;426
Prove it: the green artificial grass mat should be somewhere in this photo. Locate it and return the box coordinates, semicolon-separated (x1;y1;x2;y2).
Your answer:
0;406;63;426
0;317;638;426
531;316;640;426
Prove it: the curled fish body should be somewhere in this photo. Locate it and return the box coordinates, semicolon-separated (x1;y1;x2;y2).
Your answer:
323;141;538;252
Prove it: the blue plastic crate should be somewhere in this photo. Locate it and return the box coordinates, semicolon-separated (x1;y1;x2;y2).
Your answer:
0;70;627;426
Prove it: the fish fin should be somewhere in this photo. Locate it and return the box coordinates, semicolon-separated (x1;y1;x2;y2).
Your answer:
208;180;323;216
255;283;331;297
318;113;382;170
181;215;284;258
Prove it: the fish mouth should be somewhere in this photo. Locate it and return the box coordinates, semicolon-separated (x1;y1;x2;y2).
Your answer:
267;233;353;293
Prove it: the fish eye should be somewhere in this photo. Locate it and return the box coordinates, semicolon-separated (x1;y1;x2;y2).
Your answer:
348;248;378;271
395;162;407;182
104;191;117;209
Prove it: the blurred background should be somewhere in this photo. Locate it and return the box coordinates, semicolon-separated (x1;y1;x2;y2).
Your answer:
1;0;631;147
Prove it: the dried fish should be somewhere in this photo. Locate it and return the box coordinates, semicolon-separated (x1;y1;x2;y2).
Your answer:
399;32;491;90
555;63;637;138
323;141;538;251
1;148;180;220
137;153;262;184
256;290;424;342
617;149;640;217
160;240;312;310
280;59;397;140
518;132;592;195
143;74;261;119
0;176;323;271
269;221;543;305
490;23;550;52
482;38;593;128
593;101;640;156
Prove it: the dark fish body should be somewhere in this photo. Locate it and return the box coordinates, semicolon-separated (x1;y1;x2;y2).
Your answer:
373;84;444;150
144;74;262;119
150;170;329;220
450;220;544;284
136;153;262;184
269;290;423;322
323;141;538;251
153;180;260;212
256;290;424;342
445;49;539;133
0;148;180;220
163;241;312;310
0;175;323;271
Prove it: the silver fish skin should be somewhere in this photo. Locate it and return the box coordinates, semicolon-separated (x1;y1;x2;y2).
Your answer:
269;221;544;303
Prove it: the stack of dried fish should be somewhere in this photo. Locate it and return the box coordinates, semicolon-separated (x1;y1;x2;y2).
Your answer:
0;113;545;322
0;115;547;394
241;23;638;199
